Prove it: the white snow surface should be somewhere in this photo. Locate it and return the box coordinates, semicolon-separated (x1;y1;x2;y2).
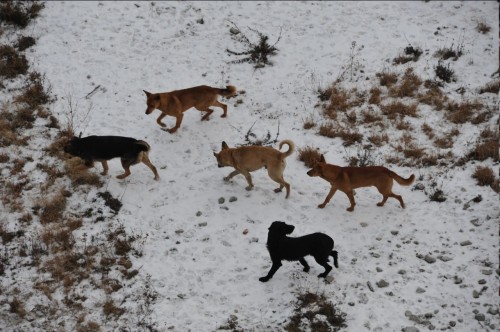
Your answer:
5;1;500;331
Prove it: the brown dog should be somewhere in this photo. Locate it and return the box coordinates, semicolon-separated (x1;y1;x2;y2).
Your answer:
143;85;237;133
213;140;295;198
307;155;414;211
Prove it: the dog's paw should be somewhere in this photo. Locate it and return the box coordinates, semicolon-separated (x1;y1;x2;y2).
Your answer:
245;185;254;191
317;273;327;278
318;203;326;209
303;267;310;273
223;177;231;182
259;277;270;282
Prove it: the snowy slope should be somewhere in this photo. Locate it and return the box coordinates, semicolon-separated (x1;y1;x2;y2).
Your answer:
8;1;499;331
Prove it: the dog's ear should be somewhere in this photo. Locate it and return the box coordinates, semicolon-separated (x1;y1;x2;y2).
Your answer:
143;90;151;97
221;141;229;150
319;154;325;163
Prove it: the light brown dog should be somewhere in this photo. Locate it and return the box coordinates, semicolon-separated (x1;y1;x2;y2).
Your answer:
307;155;415;211
143;85;237;133
213;140;295;198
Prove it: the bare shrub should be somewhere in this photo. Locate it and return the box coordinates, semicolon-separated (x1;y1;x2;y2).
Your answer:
476;21;491;34
64;157;103;187
226;21;281;68
15;35;36;51
470;140;499;161
297;145;322;168
9;297;26;318
15;71;54;109
473;166;495;186
418;80;447;110
322;85;364;119
0;0;44;28
302;115;316;129
435;60;455;83
367;132;389;147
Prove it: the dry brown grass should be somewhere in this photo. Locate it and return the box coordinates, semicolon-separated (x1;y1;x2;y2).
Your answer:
418;80;448;110
39;191;67;225
470;140;499;162
446;100;483;124
297;145;322;168
322;85;364;119
318;122;363;146
367;132;389;147
376;70;398;87
360;108;383;125
64;157;103;187
302;115;316;129
380;101;418;120
421;123;434;139
0;44;29;78
472;166;495;186
9;297;26;318
15;71;54;109
388;68;422;98
103;299;125;318
368;87;381;105
478;80;500;94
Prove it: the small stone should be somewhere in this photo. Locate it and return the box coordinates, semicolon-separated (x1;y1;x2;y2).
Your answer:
242;228;249;235
438;255;453;262
424;255;436;264
196;211;202;217
472;290;480;298
402;327;419;332
454;276;463;284
218;197;225;204
175;229;184;234
460;240;472;246
478;279;486;285
249;237;258;243
376;279;389;288
198;222;207;227
481;270;492;275
416;287;426;293
367;281;374;292
229;27;240;34
487;307;499;315
390;230;398;235
398;269;407;275
376;267;383;272
348;302;355;306
449;321;456;327
229;196;237;202
470;218;482;227
475;313;485;321
414;183;425;190
360;222;368;227
371;252;381;258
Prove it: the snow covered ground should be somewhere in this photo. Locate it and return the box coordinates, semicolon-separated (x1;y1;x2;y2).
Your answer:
2;1;499;331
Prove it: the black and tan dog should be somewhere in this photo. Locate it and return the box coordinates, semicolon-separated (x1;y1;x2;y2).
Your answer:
64;135;160;180
259;221;339;282
143;85;237;133
307;154;414;211
213;140;295;198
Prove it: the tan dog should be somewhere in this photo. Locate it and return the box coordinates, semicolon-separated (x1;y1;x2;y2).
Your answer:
213;140;295;198
143;85;237;133
307;155;414;211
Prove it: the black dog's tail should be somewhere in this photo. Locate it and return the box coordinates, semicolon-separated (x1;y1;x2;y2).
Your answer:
331;250;339;268
135;140;151;152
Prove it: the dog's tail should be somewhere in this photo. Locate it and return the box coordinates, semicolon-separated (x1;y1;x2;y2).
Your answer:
331;250;339;268
218;85;237;97
389;171;415;186
135;140;151;152
279;140;295;159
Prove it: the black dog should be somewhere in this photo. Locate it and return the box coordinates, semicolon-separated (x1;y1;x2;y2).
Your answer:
64;135;160;180
259;221;338;282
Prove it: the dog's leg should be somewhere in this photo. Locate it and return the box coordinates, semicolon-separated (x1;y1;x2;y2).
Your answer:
156;113;168;127
318;186;337;208
331;250;339;268
268;171;291;198
117;158;132;179
240;170;255;191
345;191;356;212
141;154;160;181
299;258;310;272
100;160;109;175
168;114;183;133
224;170;241;182
377;193;404;208
212;100;228;118
314;256;332;278
201;108;214;121
259;261;282;282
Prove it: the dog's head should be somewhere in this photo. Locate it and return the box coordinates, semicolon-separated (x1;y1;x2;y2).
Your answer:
143;90;160;115
306;154;326;177
63;136;83;157
213;141;232;168
268;221;295;236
